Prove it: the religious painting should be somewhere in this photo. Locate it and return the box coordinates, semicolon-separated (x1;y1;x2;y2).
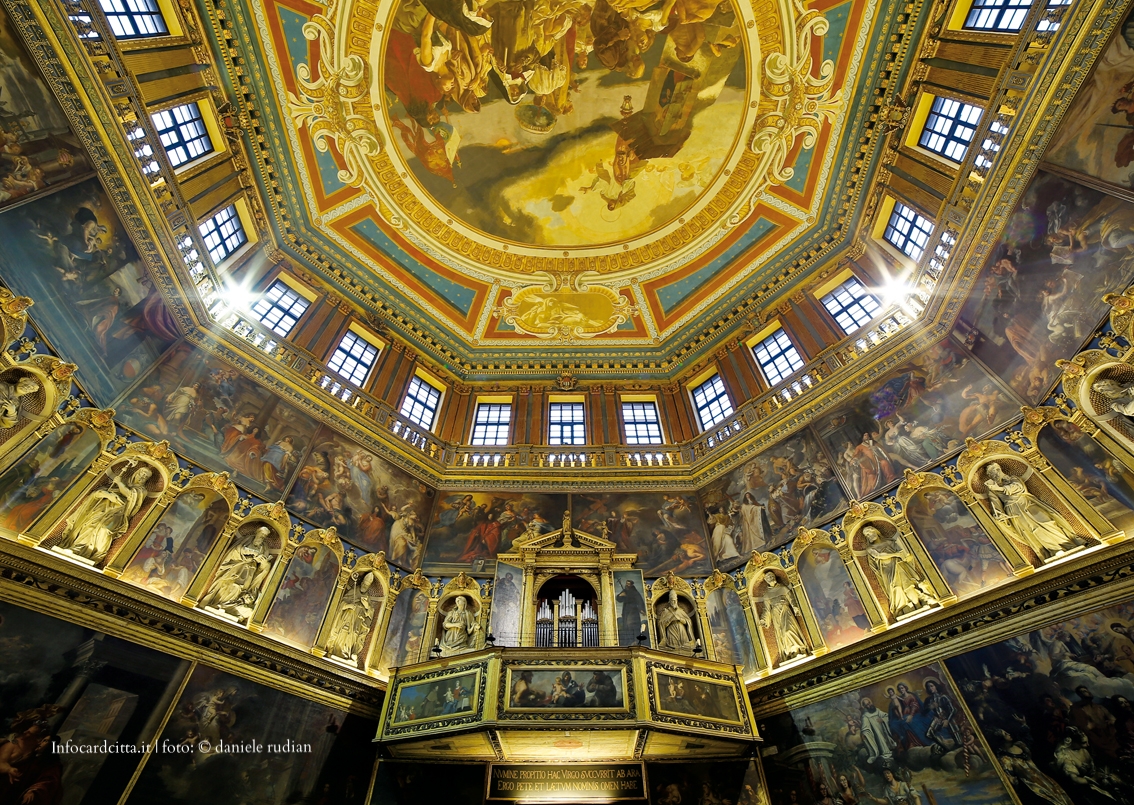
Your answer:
377;587;430;676
1037;418;1134;533
390;670;479;725
646;761;751;805
0;599;187;805
505;666;627;710
261;542;342;648
0;421;100;534
699;428;848;565
490;560;523;647
116;343;318;496
816;339;1011;499
946;598;1134;805
706;585;759;679
0;7;93;211
905;488;1015;599
613;569;649;647
127;664;378;805
120;488;231;601
653;670;741;724
285;425;435;566
422;490;566;573
573;492;711;577
381;0;746;247
0;178;179;405
795;543;871;651
954;171;1134;402
1044;11;1134;190
758;662;1014;805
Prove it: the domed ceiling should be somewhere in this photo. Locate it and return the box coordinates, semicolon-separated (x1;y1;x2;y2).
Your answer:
208;0;917;371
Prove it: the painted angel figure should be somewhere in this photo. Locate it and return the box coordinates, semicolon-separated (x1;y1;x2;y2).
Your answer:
983;462;1081;561
863;525;938;617
757;570;809;661
58;464;154;563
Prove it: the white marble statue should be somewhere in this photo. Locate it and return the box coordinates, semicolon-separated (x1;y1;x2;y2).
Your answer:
984;462;1081;560
863;525;938;617
758;570;809;661
58;465;153;564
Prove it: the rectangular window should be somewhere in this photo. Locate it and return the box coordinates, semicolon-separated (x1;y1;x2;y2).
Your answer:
751;328;805;386
250;279;310;337
883;203;934;262
821;277;883;334
471;403;511;446
199;204;247;265
400;376;442;430
152;102;212;168
99;0;168;39
691;374;734;431
548;402;586;446
327;329;380;386
622;401;664;445
918;97;982;162
964;0;1031;31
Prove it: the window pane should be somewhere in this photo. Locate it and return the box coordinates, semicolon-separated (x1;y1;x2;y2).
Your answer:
152;102;213;168
199;205;247;265
327;330;380;386
883;203;934;262
918;97;983;162
622;401;664;445
691;374;734;431
549;402;586;445
751;328;805;386
964;0;1032;31
400;376;442;430
250;279;310;337
820;277;882;335
98;0;168;39
471;403;512;445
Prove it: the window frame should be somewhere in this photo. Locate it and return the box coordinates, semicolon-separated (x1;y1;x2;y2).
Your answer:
916;96;983;163
620;398;665;445
199;203;249;266
819;276;884;336
151;101;213;170
399;374;444;432
960;0;1031;32
689;373;735;432
326;326;381;387
98;0;170;40
470;401;513;446
881;201;935;263
249;277;313;338
750;326;806;387
548;400;587;446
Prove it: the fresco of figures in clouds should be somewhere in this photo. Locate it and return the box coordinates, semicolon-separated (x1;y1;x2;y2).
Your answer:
1044;10;1134;189
759;661;1014;805
573;491;712;577
946;597;1134;805
954;170;1134;403
285;425;435;569
699;428;848;566
0;7;94;211
0;178;179;405
816;338;1015;499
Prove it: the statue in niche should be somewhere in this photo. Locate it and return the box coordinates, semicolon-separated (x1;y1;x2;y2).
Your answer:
439;595;479;656
863;525;938;617
327;570;379;662
757;570;809;661
656;590;696;654
57;464;154;563
199;526;276;619
983;462;1082;560
0;376;39;429
1092;379;1134;419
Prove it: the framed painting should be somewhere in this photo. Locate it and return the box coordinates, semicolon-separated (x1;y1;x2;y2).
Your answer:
504;666;629;712
389;669;480;726
652;669;742;725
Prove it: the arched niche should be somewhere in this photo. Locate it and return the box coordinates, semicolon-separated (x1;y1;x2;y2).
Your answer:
0;408;112;538
0;356;76;471
702;570;760;679
650;572;702;657
959;441;1098;567
533;573;599;648
261;527;344;648
37;441;178;568
188;501;290;624
843;503;946;623
112;472;237;600
896;472;1020;600
432;573;485;657
744;554;815;669
317;551;391;672
376;569;433;678
791;528;878;651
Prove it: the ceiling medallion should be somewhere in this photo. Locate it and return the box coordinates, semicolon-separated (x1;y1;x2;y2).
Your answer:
287;0;844;281
493;274;638;340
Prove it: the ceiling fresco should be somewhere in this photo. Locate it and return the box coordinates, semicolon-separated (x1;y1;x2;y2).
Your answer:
214;0;912;362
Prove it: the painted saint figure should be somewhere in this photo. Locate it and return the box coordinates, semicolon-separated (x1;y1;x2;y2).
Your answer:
57;464;154;564
863;525;937;617
198;526;276;619
757;570;809;662
439;595;478;656
656;589;696;654
983;462;1082;560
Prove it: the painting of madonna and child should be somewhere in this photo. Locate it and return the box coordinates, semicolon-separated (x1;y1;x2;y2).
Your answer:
699;428;849;568
285;425;435;569
759;661;1014;805
815;339;1016;500
954;170;1134;403
381;0;750;246
115;344;318;497
946;598;1134;805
